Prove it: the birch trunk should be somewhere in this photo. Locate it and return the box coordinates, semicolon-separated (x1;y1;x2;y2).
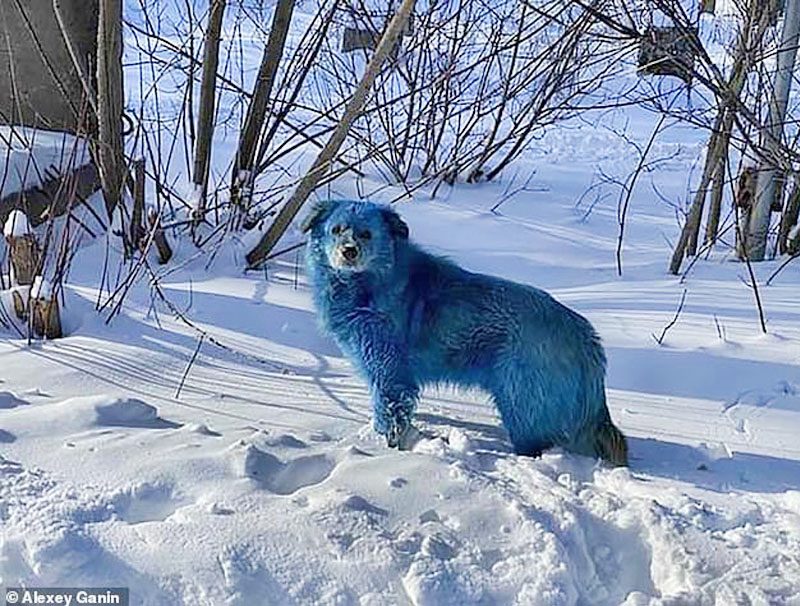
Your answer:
745;0;800;260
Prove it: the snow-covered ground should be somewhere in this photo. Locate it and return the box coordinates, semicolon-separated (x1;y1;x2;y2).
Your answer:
2;3;800;604
2;113;800;604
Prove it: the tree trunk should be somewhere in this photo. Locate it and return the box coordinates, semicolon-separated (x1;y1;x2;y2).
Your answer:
669;1;770;274
704;152;726;246
32;297;62;339
147;208;173;265
7;234;40;286
130;158;146;248
191;0;227;223
96;0;125;216
245;0;417;268
669;119;725;274
779;177;800;253
745;0;800;260
230;0;296;220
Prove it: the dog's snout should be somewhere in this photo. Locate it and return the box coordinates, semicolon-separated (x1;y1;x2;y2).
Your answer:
342;246;359;261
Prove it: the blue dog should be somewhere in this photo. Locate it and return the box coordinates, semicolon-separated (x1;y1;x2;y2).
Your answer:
303;200;627;466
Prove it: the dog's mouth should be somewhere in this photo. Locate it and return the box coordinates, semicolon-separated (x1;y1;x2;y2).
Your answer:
331;244;363;269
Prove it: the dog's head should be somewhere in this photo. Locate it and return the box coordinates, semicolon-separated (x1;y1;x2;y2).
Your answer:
302;199;409;273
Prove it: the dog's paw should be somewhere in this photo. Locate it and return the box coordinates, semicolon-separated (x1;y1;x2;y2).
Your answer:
386;422;410;449
386;424;432;451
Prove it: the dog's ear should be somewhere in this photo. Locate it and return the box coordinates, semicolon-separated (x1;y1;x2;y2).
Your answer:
380;206;409;240
300;200;337;233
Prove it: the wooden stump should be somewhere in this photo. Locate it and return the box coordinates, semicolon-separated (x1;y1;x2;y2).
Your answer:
11;289;27;321
146;209;173;265
7;234;41;286
735;167;757;257
3;216;63;337
31;297;63;339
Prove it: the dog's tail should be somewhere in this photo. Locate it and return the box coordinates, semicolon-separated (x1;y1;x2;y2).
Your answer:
593;419;628;467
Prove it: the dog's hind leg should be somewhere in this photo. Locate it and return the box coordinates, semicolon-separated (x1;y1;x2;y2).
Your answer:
491;391;554;458
590;417;628;467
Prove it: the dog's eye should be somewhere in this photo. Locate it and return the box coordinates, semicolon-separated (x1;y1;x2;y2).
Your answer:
359;230;372;240
331;224;342;235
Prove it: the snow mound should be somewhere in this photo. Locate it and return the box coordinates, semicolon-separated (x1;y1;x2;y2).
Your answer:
2;396;180;438
92;398;177;428
3;210;31;238
30;276;53;300
229;442;337;495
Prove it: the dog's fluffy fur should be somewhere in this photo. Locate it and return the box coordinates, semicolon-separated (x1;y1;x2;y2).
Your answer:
303;199;627;466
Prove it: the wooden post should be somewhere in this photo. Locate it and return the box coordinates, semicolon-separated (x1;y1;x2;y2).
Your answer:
32;297;63;339
5;210;40;319
7;235;41;287
8;234;38;320
779;176;800;253
704;154;726;245
130;158;146;248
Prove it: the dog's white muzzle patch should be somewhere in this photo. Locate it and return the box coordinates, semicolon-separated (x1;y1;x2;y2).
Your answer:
330;243;363;270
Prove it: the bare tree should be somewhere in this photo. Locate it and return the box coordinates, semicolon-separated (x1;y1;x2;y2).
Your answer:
230;0;296;222
191;0;227;225
745;0;800;261
96;0;126;216
245;0;417;268
668;0;772;274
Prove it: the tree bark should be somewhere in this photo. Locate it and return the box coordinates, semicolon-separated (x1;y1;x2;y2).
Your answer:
245;0;417;268
230;0;296;219
704;151;726;246
96;0;125;216
669;1;769;274
745;0;800;260
192;0;227;223
779;177;800;253
130;158;146;248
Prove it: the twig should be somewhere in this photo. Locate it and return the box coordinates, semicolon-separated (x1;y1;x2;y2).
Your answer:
652;289;687;345
176;334;205;398
735;213;768;334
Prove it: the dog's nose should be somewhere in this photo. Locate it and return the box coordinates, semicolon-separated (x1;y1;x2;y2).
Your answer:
342;246;359;261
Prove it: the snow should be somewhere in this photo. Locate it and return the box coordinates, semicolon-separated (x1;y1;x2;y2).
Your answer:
29;277;52;300
1;4;800;605
0;127;89;199
3;210;31;238
2;166;800;602
187;184;205;212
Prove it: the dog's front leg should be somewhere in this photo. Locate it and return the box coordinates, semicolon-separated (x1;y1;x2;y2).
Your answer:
367;352;418;448
346;313;419;448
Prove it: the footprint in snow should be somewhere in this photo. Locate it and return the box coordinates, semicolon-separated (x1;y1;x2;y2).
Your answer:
0;392;28;409
232;443;336;495
94;398;181;429
112;482;190;524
